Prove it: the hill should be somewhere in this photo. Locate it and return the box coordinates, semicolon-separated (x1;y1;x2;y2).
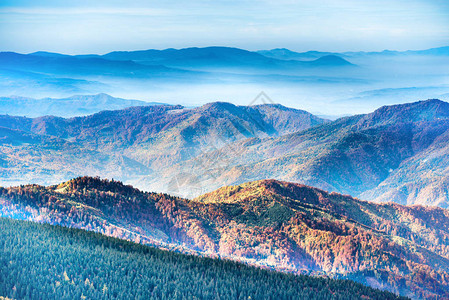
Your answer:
181;99;449;206
0;102;327;194
1;176;448;298
308;55;353;66
1;99;449;206
0;217;405;300
2;99;449;206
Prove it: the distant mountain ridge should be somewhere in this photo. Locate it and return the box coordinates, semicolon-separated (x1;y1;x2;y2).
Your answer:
99;46;355;70
0;51;189;77
257;45;449;61
3;45;448;116
24;46;355;71
1;176;448;298
0;93;165;117
308;55;353;66
0;46;361;103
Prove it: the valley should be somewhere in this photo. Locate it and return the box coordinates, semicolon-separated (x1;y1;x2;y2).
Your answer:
1;99;448;207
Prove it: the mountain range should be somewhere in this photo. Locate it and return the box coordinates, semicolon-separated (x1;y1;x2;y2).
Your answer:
1;99;449;208
193;99;449;207
0;101;327;190
30;47;354;71
1;176;448;299
0;51;189;77
1;48;449;298
2;45;449;115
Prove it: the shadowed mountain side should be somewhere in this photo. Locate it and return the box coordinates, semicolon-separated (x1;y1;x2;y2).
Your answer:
360;129;449;208
0;126;150;187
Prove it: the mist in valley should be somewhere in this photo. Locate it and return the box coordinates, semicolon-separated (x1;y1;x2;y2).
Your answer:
1;47;448;117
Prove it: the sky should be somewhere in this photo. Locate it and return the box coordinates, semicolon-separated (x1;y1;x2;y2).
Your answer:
0;0;448;54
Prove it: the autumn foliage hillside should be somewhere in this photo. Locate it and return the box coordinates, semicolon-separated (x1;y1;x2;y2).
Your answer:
1;177;449;298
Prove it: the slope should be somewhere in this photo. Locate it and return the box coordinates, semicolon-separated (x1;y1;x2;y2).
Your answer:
187;99;449;206
0;102;327;192
1;177;448;298
0;217;406;300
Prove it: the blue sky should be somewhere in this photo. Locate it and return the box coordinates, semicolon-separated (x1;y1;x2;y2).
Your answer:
1;0;448;54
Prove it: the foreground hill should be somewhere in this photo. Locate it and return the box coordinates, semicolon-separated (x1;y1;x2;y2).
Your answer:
0;102;327;193
1;177;448;298
0;218;404;300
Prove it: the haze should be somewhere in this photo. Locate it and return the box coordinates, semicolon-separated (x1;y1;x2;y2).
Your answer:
1;0;449;115
1;0;449;54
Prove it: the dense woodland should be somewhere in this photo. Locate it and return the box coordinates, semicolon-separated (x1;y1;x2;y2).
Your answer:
0;217;407;300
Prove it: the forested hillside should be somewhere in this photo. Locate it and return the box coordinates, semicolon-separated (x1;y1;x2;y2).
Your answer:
1;99;449;206
183;99;449;206
0;217;405;300
1;176;449;298
0;102;326;196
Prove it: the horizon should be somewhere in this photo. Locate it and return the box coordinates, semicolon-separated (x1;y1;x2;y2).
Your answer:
3;44;449;56
1;1;449;116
